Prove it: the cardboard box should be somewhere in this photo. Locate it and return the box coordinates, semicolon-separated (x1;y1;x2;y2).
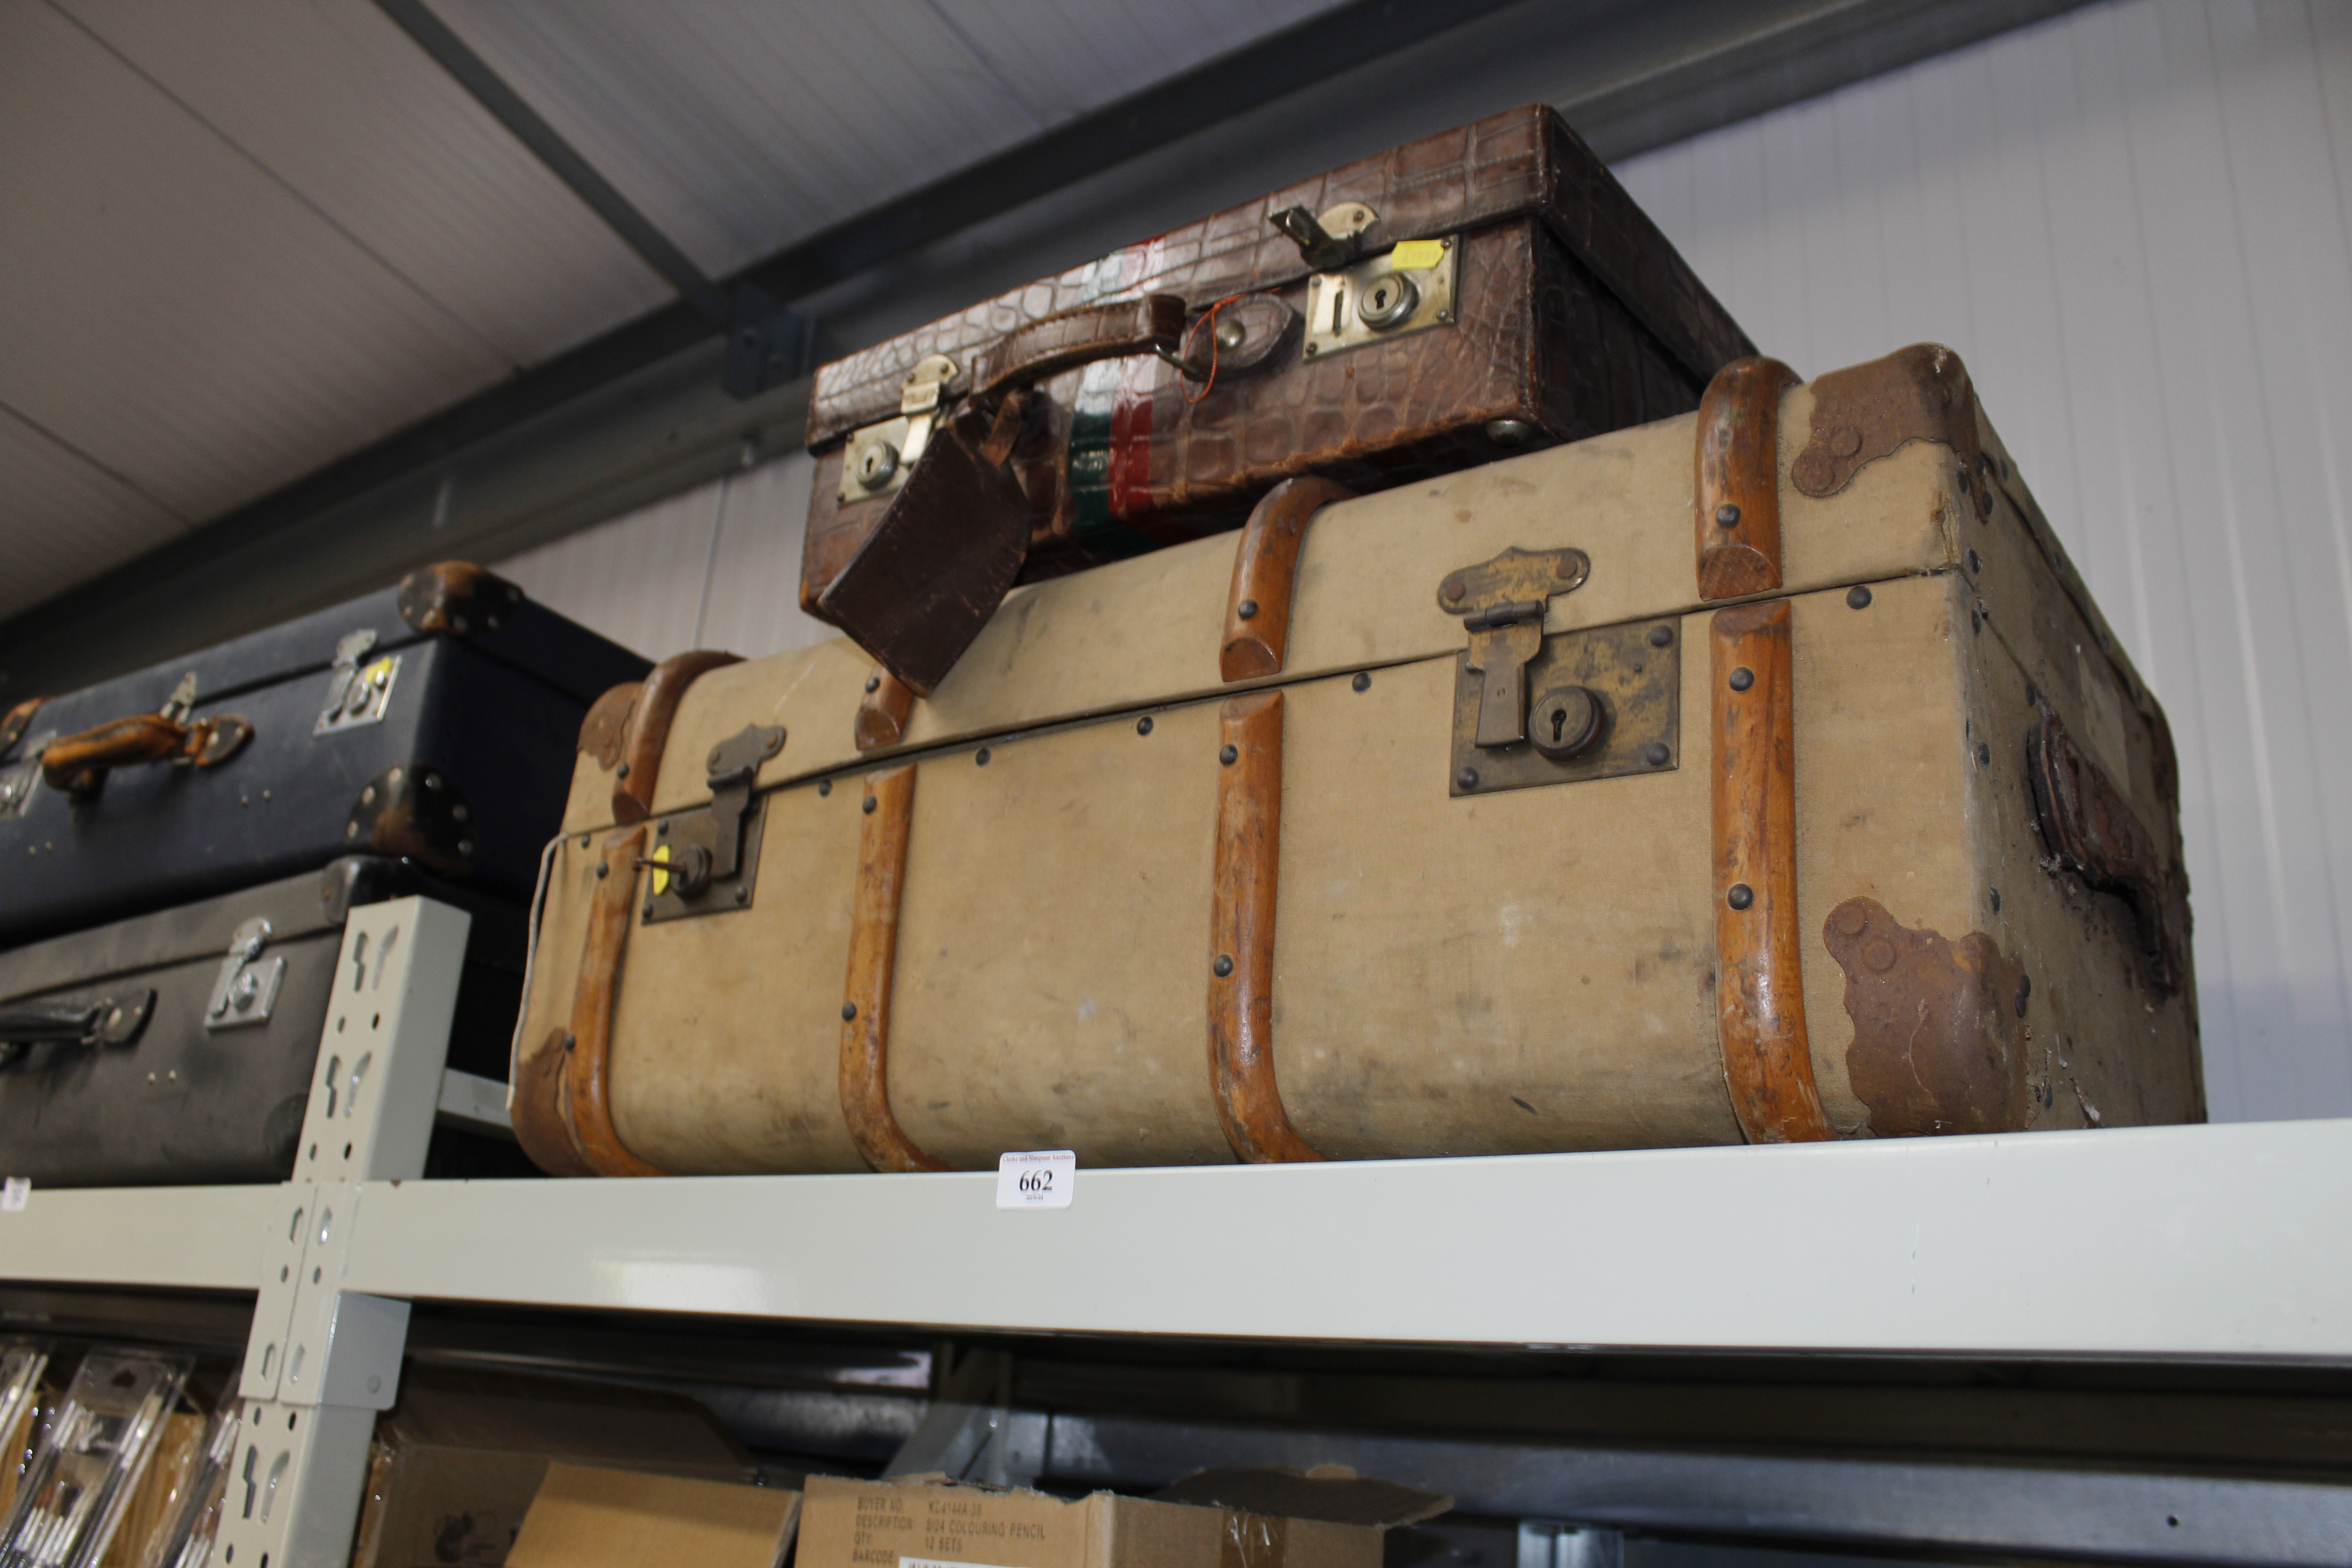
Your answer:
508;1462;799;1568
348;1366;755;1568
798;1469;1449;1568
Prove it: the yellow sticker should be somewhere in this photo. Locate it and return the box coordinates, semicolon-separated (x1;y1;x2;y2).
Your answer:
1389;238;1446;271
650;842;671;896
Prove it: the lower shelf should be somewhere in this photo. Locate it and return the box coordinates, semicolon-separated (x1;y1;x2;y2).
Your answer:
9;1117;2348;1358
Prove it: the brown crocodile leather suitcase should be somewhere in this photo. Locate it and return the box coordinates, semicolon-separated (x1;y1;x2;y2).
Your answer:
802;104;1753;697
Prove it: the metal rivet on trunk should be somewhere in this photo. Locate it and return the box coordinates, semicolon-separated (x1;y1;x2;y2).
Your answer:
1715;504;1740;528
975;748;991;765
1990;887;2002;912
818;779;832;796
615;762;629;779
657;818;670;836
1847;586;1872;609
1966;548;1982;575
1237;599;1259;620
862;795;877;814
1220;744;1239;765
1729;667;1754;692
595;863;608;879
842;1002;858;1021
864;676;880;693
1352;672;1371;692
1455;766;1480;790
735;886;749;904
1977;743;1990;767
1648;625;1673;647
1727;883;1754;911
1484;418;1535;446
1644;743;1670;767
1213;955;1234;978
1136;716;1154;735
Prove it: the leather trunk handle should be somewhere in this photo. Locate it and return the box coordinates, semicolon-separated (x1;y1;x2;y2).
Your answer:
970;294;1187;402
839;763;945;1171
42;710;252;796
2027;711;2190;995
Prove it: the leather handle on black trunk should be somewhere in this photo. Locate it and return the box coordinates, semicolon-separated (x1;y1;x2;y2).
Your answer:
41;711;252;796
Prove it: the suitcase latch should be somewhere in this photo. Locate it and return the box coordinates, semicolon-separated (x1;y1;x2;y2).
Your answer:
642;723;785;922
206;917;285;1031
836;355;958;507
315;630;401;736
1440;550;1683;798
1441;548;1592;749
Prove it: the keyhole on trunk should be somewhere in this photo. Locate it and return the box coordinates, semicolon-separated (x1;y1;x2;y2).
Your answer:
1529;685;1602;760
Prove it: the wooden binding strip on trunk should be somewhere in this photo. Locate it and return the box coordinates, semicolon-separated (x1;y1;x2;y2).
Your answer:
854;666;916;752
513;650;738;1176
839;763;944;1171
1220;477;1355;681
1208;689;1322;1162
613;651;741;823
1694;357;1798;601
1710;600;1832;1142
561;828;665;1176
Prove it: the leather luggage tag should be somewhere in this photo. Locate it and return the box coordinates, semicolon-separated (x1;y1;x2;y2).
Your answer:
818;394;1034;696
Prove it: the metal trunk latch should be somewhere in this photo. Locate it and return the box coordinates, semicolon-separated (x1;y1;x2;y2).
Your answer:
1440;548;1682;797
316;630;401;735
838;355;958;508
1441;547;1592;747
643;723;785;922
207;917;285;1030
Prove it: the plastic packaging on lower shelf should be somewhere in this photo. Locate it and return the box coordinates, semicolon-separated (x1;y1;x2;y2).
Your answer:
0;1343;226;1568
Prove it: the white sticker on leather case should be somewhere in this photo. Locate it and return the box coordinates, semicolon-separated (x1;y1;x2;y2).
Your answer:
995;1150;1073;1209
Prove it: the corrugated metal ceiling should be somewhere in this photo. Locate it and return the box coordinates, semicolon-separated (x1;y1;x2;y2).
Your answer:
0;0;1344;631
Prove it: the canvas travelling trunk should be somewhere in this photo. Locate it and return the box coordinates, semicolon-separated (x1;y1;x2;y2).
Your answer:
0;855;526;1186
800;104;1753;699
0;563;648;949
512;344;2201;1179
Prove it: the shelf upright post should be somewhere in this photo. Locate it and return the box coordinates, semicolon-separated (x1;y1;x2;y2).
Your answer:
216;897;471;1568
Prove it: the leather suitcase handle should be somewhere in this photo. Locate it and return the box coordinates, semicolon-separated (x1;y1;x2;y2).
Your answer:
970;294;1187;401
1208;689;1323;1162
1220;477;1355;682
1695;357;1800;600
41;710;252;795
2027;711;2190;995
1711;601;1834;1142
611;651;740;824
839;763;945;1171
0;696;42;757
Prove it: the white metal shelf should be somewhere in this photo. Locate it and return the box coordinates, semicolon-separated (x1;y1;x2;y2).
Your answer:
1;1183;274;1294
325;1116;2352;1359
10;1115;2350;1360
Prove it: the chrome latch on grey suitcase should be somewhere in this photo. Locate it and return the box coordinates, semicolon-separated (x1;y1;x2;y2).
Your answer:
207;916;286;1030
315;629;401;735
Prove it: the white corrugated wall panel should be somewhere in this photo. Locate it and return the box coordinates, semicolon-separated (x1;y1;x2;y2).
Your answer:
494;454;833;664
1615;0;2352;1121
0;407;186;624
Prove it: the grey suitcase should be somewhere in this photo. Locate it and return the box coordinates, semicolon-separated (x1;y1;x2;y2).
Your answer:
0;856;527;1186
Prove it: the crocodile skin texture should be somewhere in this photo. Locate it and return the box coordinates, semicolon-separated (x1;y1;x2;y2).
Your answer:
799;221;1705;614
806;104;1751;447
